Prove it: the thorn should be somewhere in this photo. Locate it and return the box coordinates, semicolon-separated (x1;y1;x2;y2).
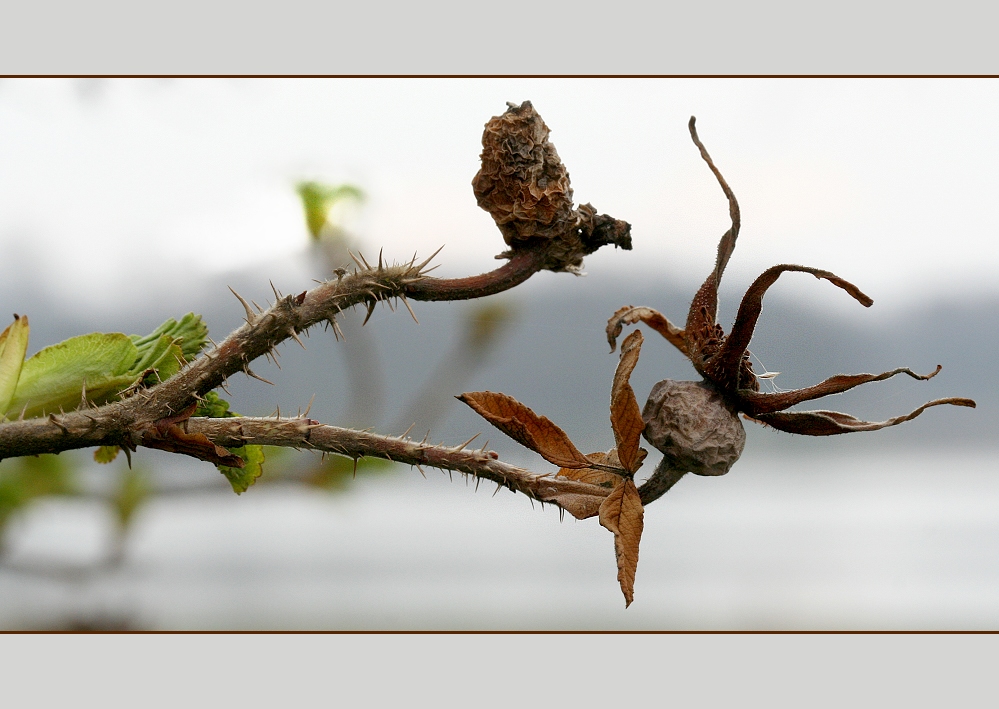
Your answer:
270;280;281;301
352;457;358;479
80;377;88;408
421;430;431;445
357;251;372;269
448;470;453;482
492;482;503;497
455;434;480;451
400;422;416;440
414;245;445;274
219;380;232;395
559;507;565;523
244;367;275;385
348;251;365;270
229;286;258;324
331;319;345;341
123;447;132;469
303;394;316;418
377;248;384;271
479;440;491;453
474;477;481;492
48;413;69;434
400;295;419;324
362;300;376;326
251;300;264;314
275;405;281;420
529;498;535;510
18;405;28;421
288;328;306;349
416;465;426;479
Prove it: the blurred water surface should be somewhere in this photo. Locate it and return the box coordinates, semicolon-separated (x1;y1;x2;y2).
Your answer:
1;447;996;630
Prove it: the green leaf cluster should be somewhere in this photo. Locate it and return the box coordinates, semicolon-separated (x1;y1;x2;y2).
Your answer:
1;313;208;420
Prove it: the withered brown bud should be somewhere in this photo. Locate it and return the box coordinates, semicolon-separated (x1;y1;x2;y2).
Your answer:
472;101;576;247
642;379;745;477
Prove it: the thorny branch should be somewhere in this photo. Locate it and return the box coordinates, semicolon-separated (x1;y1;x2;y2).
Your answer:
0;101;631;520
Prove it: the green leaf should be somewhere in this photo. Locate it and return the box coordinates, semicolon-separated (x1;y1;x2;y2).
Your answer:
0;315;29;417
218;444;265;494
6;333;139;418
3;314;208;420
194;390;233;418
94;446;120;464
130;312;208;363
296;181;364;240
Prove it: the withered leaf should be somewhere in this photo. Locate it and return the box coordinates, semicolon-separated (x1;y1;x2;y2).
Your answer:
141;424;244;468
558;450;625;488
610;330;645;474
458;391;590;468
598;478;644;608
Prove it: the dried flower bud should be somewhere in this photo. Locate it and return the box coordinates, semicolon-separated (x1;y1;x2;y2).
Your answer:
472;101;576;247
641;379;745;477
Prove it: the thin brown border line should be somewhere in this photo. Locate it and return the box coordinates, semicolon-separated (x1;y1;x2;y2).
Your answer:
3;629;999;634
2;74;999;79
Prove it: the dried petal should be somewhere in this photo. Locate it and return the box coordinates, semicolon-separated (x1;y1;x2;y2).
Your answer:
599;478;644;608
458;391;590;468
642;379;745;476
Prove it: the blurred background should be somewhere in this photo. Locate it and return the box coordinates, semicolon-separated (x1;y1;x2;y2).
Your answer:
0;78;996;629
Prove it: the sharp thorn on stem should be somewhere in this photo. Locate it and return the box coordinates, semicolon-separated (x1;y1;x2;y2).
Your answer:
229;286;258;324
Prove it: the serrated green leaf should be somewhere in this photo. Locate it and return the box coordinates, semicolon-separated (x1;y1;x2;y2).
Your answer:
130;313;208;363
6;333;139;419
218;444;265;494
0;315;29;417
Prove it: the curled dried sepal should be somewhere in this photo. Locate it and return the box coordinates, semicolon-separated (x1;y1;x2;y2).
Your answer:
739;365;946;416
598;478;644;608
457;391;590;468
749;397;976;436
607;305;686;356
610;330;645;474
472;101;575;248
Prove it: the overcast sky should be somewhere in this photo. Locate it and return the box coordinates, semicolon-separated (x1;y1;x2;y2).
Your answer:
2;78;997;312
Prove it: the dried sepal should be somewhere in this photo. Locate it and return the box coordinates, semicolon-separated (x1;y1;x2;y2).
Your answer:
598;478;644;608
739;365;945;416
457;391;590;468
610;330;645;473
471;101;575;248
606;305;687;356
718;264;874;380
750;397;976;436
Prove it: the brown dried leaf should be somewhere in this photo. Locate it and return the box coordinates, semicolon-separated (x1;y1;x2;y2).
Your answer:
610;330;645;473
458;391;590;468
141;424;244;468
557;450;624;488
599;478;645;608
